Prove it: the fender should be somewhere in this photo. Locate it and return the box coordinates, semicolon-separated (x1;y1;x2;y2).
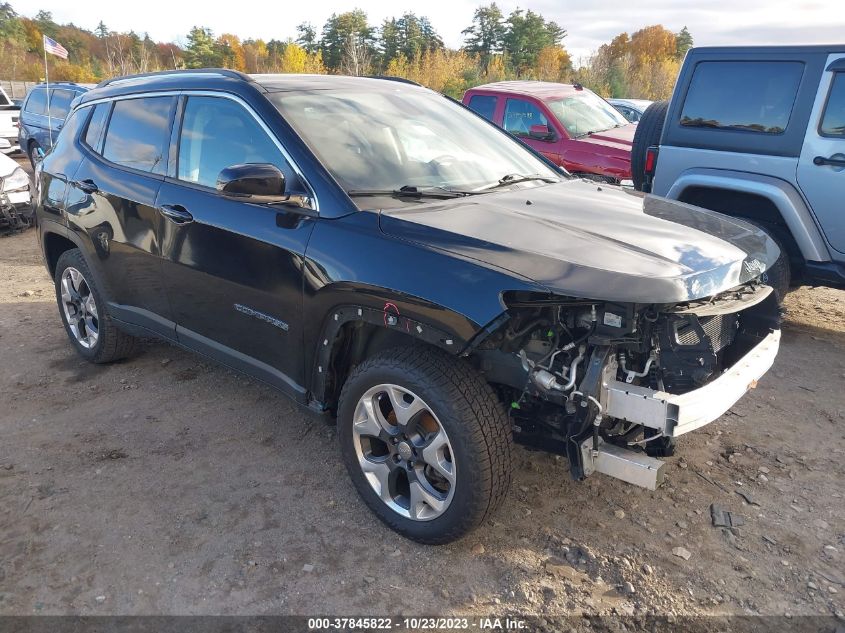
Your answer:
664;168;830;262
300;210;548;408
308;302;477;409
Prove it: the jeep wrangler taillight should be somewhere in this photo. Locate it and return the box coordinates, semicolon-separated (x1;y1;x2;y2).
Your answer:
645;147;658;175
643;146;659;193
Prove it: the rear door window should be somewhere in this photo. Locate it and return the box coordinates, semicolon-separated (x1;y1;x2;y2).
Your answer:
820;73;845;137
503;98;549;137
25;88;47;115
102;96;174;175
680;61;804;134
467;95;497;122
49;89;74;119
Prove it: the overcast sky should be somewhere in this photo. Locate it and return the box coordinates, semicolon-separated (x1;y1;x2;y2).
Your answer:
13;0;845;61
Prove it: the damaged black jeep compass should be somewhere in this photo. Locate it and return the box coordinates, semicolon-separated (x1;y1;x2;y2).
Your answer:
35;70;781;543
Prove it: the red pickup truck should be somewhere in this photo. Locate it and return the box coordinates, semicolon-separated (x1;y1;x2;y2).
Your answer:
462;81;636;183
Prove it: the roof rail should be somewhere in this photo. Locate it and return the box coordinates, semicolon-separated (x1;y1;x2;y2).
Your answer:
367;75;423;87
96;68;253;89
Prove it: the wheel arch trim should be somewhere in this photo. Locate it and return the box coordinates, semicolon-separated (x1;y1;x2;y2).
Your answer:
664;168;830;262
309;303;480;410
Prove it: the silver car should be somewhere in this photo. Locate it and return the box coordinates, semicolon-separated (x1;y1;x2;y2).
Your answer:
608;98;653;123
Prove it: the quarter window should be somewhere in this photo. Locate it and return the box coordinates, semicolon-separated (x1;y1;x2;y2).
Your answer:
503;99;549;137
53;106;87;152
680;61;804;134
83;102;111;151
468;95;497;122
25;88;47;115
102;97;173;175
820;73;845;137
177;96;288;188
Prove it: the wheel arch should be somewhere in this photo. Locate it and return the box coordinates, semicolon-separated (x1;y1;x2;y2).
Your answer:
309;302;498;414
42;229;80;278
664;169;831;266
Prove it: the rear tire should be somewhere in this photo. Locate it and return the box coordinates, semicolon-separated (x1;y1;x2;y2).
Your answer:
337;346;512;544
54;248;138;363
27;141;41;170
631;100;669;191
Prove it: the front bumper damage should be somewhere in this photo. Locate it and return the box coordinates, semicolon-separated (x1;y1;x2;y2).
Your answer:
0;136;20;155
582;328;781;490
0;188;32;234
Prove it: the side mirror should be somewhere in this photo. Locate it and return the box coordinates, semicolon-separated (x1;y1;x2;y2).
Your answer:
528;124;555;141
216;163;315;211
216;163;286;199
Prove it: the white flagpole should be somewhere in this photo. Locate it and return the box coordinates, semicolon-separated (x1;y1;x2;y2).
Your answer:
43;36;53;148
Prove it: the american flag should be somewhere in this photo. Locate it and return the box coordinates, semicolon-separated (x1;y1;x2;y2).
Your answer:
43;35;68;60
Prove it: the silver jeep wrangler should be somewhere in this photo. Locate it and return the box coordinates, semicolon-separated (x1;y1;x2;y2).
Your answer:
632;45;845;296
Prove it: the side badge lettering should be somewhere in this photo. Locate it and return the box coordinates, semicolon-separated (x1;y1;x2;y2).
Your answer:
234;304;289;331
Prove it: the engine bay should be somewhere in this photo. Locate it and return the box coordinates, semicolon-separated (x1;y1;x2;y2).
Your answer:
471;282;781;482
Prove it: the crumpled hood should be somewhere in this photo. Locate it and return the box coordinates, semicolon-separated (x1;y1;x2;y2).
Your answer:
378;180;780;304
0;151;19;178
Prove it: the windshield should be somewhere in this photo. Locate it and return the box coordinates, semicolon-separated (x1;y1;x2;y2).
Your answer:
269;87;559;195
546;91;628;138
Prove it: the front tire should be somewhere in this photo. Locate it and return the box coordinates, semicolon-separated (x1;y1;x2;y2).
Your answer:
337;346;512;544
54;248;137;363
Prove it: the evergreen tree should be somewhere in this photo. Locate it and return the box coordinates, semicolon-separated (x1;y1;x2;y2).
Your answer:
296;22;319;55
461;3;505;71
185;26;222;68
675;26;693;59
381;13;443;63
502;8;566;76
320;10;374;72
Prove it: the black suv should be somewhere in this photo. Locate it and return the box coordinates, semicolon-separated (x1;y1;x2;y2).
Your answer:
35;70;782;543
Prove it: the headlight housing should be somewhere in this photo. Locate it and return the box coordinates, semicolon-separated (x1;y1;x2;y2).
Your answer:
1;167;29;193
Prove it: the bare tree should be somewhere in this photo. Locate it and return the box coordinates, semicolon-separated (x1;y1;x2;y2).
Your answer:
341;33;371;76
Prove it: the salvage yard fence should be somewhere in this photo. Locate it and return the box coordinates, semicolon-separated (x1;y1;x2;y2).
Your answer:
1;80;38;99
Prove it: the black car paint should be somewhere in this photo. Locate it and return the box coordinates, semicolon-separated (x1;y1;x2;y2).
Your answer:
35;71;779;411
380;184;780;304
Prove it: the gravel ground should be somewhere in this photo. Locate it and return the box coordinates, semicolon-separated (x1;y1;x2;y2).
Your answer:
0;195;843;618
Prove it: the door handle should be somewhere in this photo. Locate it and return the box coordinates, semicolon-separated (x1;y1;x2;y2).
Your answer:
158;204;194;224
73;178;98;194
813;155;845;168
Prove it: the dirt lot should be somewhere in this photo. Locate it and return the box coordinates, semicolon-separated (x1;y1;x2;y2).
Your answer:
1;215;844;618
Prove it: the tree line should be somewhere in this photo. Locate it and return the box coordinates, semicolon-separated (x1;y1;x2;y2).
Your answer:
0;2;692;99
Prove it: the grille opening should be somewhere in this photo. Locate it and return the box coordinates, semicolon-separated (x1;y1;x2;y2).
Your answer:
673;314;738;352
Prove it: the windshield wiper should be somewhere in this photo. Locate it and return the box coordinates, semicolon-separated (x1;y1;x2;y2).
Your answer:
347;185;474;200
479;173;558;191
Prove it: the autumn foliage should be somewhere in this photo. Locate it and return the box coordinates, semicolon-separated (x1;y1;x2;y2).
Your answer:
0;2;689;100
